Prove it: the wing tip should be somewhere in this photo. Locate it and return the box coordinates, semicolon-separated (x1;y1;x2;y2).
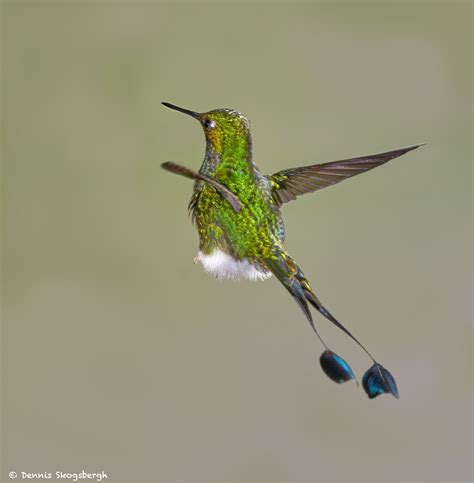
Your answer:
377;142;426;160
161;161;176;170
405;142;426;151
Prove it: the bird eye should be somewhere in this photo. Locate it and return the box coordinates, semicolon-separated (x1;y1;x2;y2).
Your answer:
203;118;216;130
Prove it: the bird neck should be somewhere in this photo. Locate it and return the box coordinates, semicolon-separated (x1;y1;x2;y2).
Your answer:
200;133;257;187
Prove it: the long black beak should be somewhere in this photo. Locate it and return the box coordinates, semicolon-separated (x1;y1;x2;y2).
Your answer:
162;102;200;119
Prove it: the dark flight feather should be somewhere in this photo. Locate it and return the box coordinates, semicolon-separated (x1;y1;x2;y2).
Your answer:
269;144;424;206
161;162;242;212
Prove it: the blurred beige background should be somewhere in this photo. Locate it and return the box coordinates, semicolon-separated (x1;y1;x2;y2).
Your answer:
2;1;472;482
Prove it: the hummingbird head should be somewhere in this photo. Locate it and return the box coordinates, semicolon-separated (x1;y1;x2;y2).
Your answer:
162;102;252;157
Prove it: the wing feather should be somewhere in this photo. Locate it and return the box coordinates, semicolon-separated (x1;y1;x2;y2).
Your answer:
269;144;424;206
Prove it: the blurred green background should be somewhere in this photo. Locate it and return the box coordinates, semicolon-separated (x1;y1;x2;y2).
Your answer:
2;1;472;482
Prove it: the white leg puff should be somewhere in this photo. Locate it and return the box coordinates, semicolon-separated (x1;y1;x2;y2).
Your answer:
195;249;272;281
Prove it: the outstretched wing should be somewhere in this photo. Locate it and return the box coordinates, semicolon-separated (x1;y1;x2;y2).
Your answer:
269;144;424;206
161;162;242;212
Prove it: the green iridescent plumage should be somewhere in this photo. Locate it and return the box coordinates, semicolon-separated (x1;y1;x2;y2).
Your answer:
180;106;284;265
162;101;423;399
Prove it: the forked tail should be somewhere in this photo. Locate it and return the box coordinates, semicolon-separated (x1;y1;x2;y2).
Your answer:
264;251;399;399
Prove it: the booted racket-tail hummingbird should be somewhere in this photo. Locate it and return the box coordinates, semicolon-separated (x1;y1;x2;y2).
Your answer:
161;101;423;399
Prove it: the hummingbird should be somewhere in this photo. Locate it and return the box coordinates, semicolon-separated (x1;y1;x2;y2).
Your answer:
161;101;423;399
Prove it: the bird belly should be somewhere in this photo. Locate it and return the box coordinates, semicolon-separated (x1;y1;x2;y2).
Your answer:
196;249;272;281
